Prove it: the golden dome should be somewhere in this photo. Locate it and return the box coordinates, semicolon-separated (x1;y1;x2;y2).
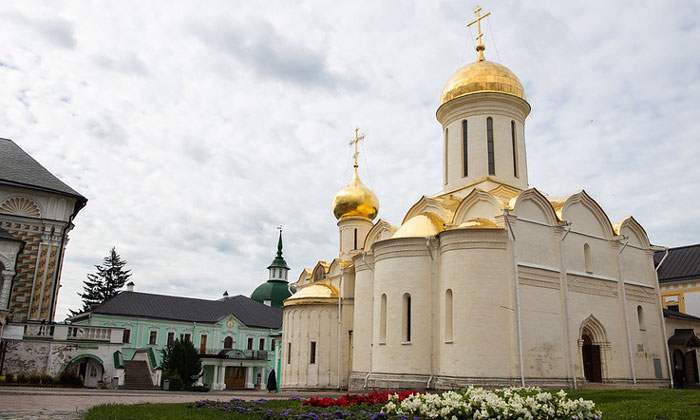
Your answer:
393;213;445;238
283;282;339;307
440;60;525;105
457;218;501;229
332;169;379;220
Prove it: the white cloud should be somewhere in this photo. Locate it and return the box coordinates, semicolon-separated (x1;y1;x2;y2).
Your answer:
0;1;698;320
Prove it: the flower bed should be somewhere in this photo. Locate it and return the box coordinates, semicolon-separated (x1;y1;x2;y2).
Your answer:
383;387;601;420
304;390;420;407
189;387;600;419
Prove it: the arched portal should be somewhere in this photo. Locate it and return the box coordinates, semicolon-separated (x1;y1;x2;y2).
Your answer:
223;336;233;349
581;334;601;382
579;315;610;383
64;354;105;388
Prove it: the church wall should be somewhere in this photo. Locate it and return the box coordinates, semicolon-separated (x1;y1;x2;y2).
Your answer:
281;303;345;389
568;289;630;381
351;253;374;374
512;218;560;268
626;297;667;380
564;233;618;280
372;238;432;376
519;284;568;380
436;229;513;378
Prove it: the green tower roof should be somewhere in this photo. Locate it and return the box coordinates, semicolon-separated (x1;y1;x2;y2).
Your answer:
251;281;293;308
267;231;290;270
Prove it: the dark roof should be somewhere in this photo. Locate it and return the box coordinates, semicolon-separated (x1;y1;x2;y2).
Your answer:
655;244;700;283
0;138;87;212
84;291;282;329
663;308;700;322
0;227;22;243
667;328;700;347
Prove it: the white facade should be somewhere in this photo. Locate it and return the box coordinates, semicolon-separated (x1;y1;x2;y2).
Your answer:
280;43;670;390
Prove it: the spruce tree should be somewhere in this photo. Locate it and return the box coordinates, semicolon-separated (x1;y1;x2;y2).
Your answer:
70;247;132;316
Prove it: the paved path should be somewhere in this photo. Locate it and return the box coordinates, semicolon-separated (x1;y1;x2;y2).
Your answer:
0;387;347;419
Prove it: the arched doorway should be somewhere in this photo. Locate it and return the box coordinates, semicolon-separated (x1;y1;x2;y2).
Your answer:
582;334;602;382
65;354;105;388
579;315;609;383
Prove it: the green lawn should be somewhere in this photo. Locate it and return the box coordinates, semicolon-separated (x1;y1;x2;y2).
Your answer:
84;389;700;420
567;389;700;420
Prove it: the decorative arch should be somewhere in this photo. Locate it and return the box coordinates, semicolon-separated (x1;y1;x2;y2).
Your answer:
328;258;350;277
561;190;615;239
452;189;501;225
297;269;312;285
579;314;608;343
578;314;610;383
613;216;651;249
311;261;329;282
402;196;450;225
363;219;397;250
0;196;42;218
511;188;559;225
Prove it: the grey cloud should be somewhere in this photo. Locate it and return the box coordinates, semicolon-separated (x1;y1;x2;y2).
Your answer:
191;16;344;89
93;52;147;74
3;10;76;48
85;114;128;145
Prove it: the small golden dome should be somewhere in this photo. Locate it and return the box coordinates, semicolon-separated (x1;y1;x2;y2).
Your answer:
332;169;379;220
440;60;525;105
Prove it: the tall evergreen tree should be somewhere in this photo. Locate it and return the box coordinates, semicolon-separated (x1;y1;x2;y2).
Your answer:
70;247;131;316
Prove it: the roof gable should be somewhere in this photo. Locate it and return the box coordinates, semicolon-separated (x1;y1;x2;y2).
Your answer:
82;292;282;329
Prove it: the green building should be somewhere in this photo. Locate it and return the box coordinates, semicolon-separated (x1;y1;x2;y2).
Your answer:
70;286;282;390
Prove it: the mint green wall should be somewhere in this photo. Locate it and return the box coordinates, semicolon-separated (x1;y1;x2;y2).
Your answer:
74;314;280;373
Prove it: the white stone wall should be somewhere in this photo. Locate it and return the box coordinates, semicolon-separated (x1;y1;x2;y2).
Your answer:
2;339;124;387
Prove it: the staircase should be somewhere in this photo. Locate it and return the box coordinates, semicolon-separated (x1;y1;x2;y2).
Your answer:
122;360;159;390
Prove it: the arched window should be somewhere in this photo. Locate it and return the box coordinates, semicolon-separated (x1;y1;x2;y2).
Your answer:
511;120;518;178
487;117;495;175
462;120;468;177
637;305;646;331
444;128;449;185
380;294;387;343
223;336;233;349
445;289;453;342
402;293;411;342
584;243;592;273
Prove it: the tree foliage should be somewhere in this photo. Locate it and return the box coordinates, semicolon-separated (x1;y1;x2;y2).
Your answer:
161;339;202;386
70;247;132;316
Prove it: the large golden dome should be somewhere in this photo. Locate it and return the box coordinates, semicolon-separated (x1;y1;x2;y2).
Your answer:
332;169;379;220
440;60;525;105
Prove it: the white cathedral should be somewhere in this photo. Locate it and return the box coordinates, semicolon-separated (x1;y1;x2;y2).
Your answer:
280;11;670;390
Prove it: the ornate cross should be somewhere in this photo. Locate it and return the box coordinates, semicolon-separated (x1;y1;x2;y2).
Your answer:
349;127;365;169
467;5;490;61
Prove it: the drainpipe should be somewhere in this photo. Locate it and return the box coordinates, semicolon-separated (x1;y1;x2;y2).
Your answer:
425;237;436;389
655;248;673;388
503;208;525;387
361;252;374;389
617;237;637;384
558;221;577;389
337;268;343;389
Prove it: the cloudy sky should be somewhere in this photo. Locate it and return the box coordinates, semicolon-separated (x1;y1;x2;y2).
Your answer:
0;1;698;320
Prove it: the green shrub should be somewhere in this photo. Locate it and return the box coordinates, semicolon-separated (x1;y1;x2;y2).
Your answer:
0;376;5;383
185;384;210;392
161;370;184;391
40;374;54;384
16;374;27;384
28;374;41;384
58;370;84;386
4;373;14;383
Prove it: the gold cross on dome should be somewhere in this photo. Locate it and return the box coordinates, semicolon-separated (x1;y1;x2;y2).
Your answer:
467;5;491;61
349;127;365;169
